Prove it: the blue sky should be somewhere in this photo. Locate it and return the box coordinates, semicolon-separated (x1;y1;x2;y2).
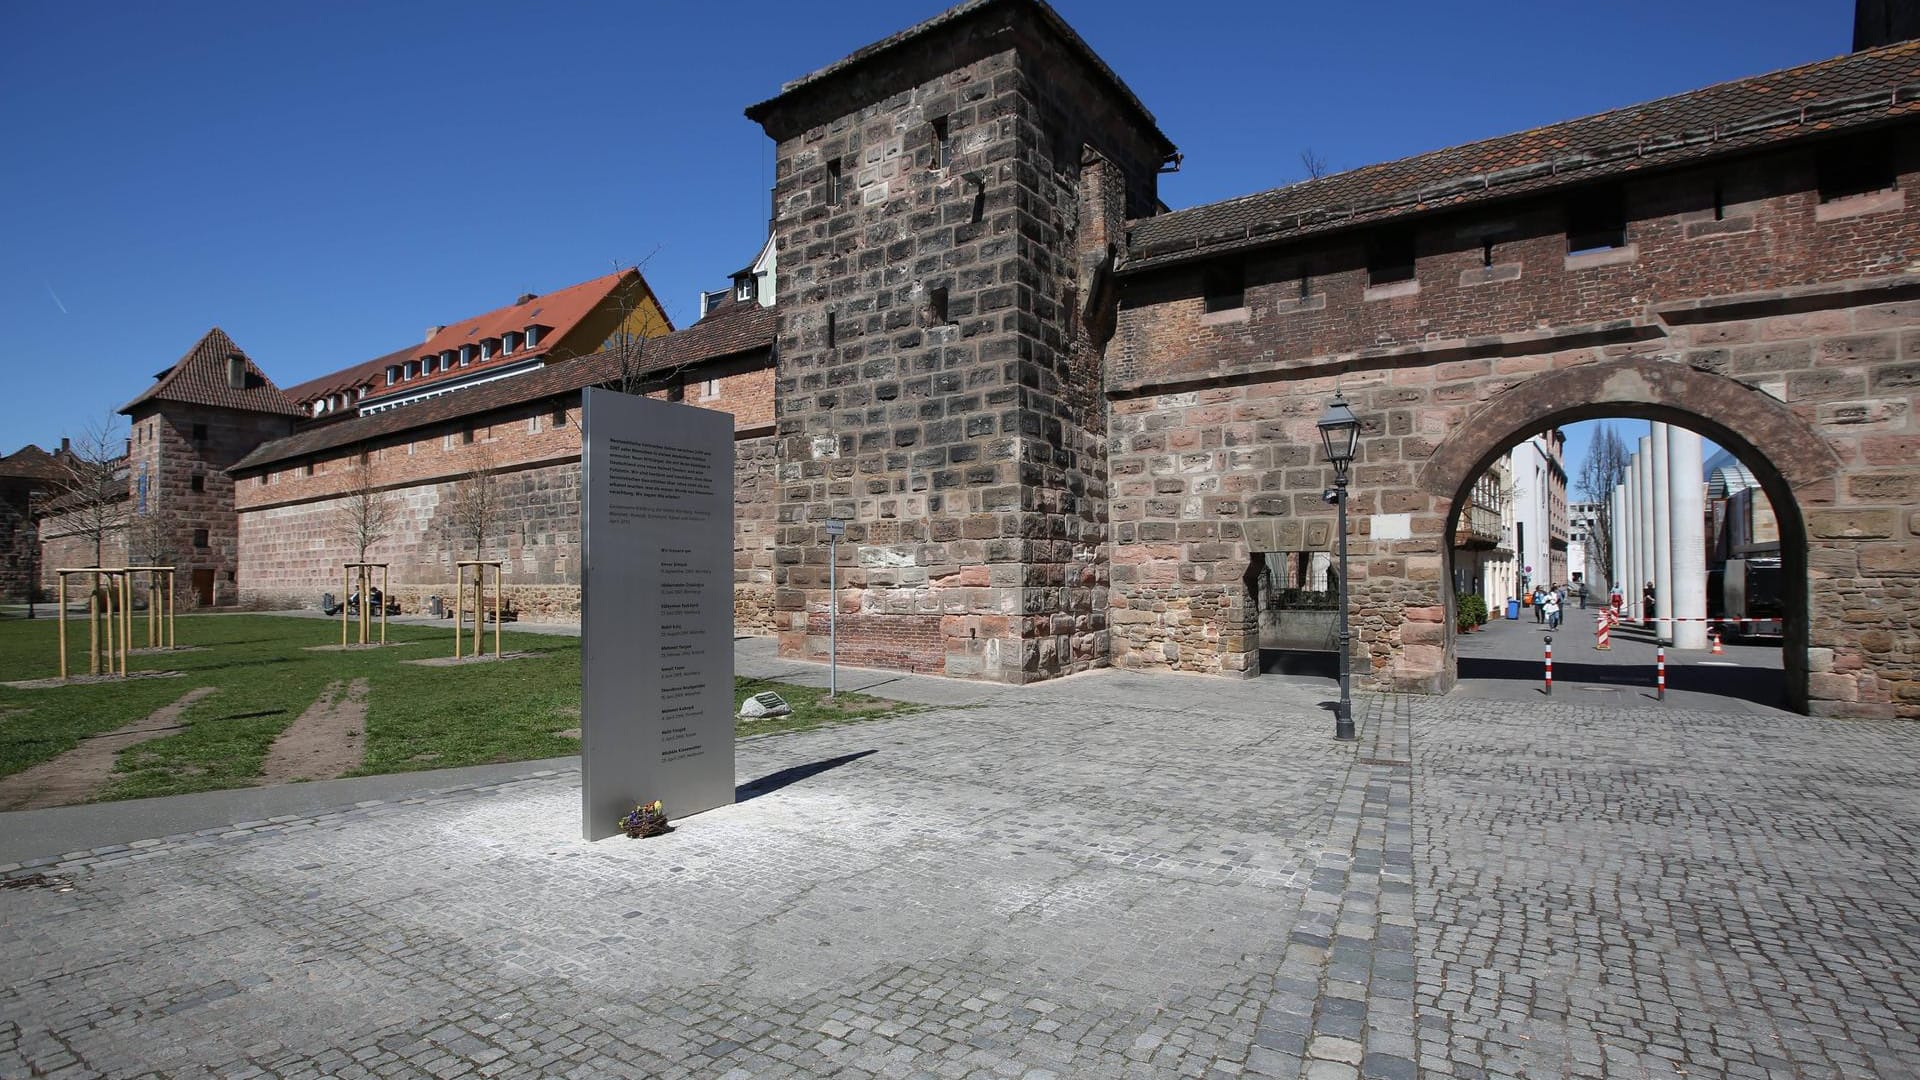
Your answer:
0;1;1846;452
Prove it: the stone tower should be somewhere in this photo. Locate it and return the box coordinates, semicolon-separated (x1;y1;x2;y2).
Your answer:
746;0;1176;683
121;328;302;607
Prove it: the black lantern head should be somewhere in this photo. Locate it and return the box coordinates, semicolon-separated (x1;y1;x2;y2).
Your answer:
1317;391;1360;484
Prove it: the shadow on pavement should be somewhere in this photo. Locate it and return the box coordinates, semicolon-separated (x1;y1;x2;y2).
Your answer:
1456;656;1787;709
736;749;878;803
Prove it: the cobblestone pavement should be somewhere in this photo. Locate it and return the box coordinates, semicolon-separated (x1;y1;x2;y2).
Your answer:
2;668;1917;1079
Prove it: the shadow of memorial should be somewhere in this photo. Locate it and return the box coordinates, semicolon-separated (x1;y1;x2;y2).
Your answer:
735;749;878;804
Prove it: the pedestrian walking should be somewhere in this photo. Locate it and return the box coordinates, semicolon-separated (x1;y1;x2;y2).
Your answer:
1643;580;1657;628
1545;587;1562;630
1533;585;1546;624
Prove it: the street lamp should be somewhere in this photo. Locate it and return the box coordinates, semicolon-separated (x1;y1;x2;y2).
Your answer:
1317;391;1361;741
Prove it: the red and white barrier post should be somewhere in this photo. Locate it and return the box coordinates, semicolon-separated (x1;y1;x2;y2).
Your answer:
1544;636;1553;696
1656;645;1666;701
1595;610;1612;651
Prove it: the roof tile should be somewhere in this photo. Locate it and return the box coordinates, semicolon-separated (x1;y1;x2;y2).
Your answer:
119;328;305;417
231;303;777;473
1126;40;1920;271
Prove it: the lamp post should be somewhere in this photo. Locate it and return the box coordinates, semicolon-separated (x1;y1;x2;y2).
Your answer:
1317;391;1360;742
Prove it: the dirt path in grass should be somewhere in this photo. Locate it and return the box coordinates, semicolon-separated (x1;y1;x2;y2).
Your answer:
257;678;369;785
0;687;219;811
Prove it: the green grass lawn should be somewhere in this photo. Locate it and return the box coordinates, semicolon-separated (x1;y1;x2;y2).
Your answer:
0;613;913;806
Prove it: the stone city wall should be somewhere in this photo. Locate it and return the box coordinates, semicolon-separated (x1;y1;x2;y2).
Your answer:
1110;133;1920;717
235;367;779;625
124;405;296;606
756;3;1165;682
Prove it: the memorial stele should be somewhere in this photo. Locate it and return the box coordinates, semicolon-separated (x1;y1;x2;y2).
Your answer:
579;387;736;841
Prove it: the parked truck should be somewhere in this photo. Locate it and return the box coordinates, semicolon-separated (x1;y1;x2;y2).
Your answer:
1707;557;1784;640
1707;485;1783;640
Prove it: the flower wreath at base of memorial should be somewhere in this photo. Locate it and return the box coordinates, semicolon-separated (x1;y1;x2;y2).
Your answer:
620;800;670;839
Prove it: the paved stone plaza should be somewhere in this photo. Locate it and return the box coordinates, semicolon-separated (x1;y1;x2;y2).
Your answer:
2;658;1917;1079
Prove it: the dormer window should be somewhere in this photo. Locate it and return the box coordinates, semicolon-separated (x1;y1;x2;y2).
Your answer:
404;360;418;380
386;366;400;386
439;349;456;370
502;331;521;354
481;338;497;360
524;325;542;349
460;345;474;366
226;355;246;389
313;401;325;416
734;276;755;302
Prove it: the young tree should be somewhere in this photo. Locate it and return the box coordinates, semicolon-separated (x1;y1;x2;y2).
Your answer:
337;453;396;564
445;441;500;560
127;507;180;566
1574;423;1633;589
52;414;130;571
603;254;665;396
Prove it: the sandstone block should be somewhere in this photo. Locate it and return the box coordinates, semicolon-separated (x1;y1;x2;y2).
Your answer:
1859;543;1920;575
1807;509;1897;540
1809;672;1860;703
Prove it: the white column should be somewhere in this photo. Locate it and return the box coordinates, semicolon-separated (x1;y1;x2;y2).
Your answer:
1652;423;1674;643
1612;483;1626;596
1670;427;1708;649
1637;435;1655;625
1625;463;1640;617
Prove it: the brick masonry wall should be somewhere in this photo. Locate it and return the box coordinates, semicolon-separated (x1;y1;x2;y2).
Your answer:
234;371;778;625
755;4;1163;683
128;404;297;606
1110;131;1920;718
0;484;36;602
37;510;129;592
1113;139;1920;394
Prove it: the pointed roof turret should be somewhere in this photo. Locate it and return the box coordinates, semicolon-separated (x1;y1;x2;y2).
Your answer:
119;328;304;417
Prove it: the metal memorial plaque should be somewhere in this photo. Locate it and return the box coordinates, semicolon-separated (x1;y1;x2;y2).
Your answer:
580;387;736;841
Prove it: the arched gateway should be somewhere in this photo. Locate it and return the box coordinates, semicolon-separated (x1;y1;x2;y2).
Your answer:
736;0;1920;718
1419;356;1837;712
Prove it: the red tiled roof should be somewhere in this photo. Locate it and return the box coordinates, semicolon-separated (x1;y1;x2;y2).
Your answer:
231;302;778;473
351;269;657;406
1126;39;1920;271
0;444;67;483
282;343;414;413
119;328;305;417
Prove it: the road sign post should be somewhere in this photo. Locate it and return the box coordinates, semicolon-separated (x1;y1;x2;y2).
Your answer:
825;519;845;697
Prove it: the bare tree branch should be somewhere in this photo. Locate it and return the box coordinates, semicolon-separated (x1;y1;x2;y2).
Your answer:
445;441;500;561
51;413;129;570
1574;423;1632;588
336;453;396;564
1299;148;1331;180
127;507;180;567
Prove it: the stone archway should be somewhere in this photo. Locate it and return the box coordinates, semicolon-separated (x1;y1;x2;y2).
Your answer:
1416;356;1837;712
